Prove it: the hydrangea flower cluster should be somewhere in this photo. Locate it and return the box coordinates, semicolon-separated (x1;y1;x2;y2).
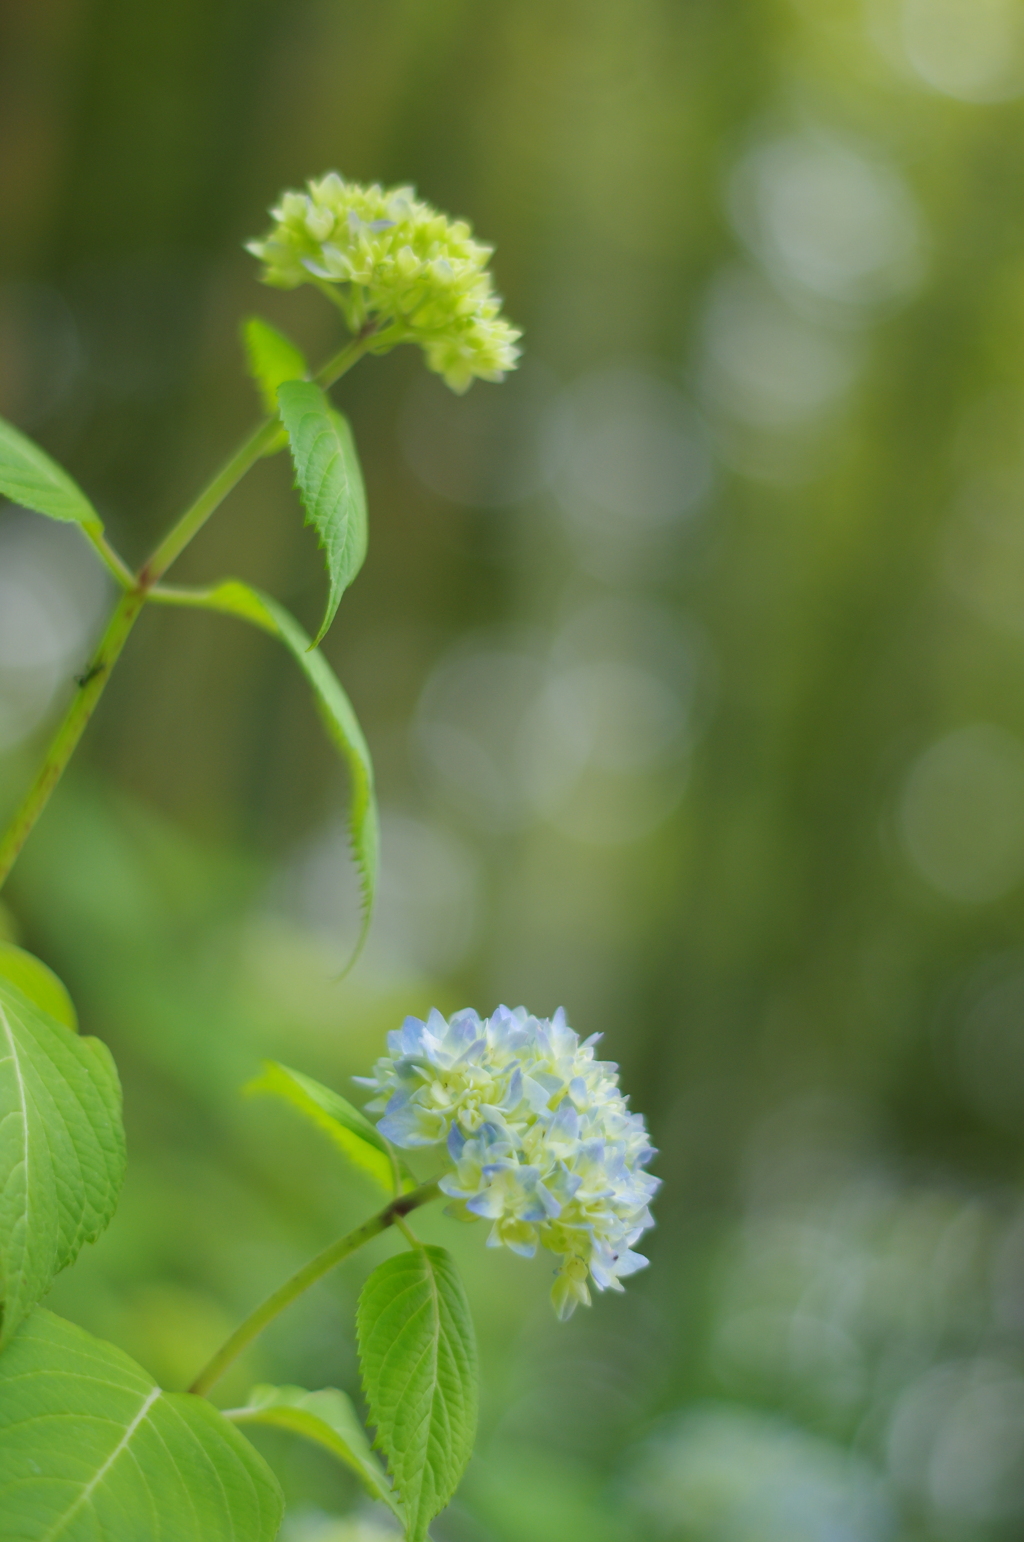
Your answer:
247;173;521;393
355;1006;659;1320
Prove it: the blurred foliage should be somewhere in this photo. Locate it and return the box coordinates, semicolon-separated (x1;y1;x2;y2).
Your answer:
6;0;1024;1536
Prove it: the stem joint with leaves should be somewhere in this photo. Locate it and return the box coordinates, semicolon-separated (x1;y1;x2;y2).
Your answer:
0;172;657;1542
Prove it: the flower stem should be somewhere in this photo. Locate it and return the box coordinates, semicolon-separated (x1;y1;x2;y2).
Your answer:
0;588;147;892
188;1178;441;1398
0;326;378;890
313;326;379;389
140;419;280;586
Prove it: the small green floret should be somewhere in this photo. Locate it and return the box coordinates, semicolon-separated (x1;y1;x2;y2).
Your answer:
247;173;521;393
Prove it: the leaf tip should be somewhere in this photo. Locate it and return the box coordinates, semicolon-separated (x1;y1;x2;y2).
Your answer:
241;1062;276;1099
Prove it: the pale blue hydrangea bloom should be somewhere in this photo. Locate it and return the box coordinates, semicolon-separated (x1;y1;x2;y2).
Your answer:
247;173;521;392
355;1006;659;1319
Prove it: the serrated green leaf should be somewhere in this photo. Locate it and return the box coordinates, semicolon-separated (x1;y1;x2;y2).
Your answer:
0;413;103;530
0;942;77;1031
0;975;125;1344
226;1383;399;1515
151;579;378;966
0;1309;282;1538
357;1246;478;1542
246;1060;412;1194
242;316;308;439
278;379;368;647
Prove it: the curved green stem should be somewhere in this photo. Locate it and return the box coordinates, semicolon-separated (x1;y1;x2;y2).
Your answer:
0;588;146;892
394;1214;421;1248
188;1178;442;1398
380;1130;404;1197
313;327;379;390
140;419;281;585
0;324;379;890
144;581;228;608
82;524;135;588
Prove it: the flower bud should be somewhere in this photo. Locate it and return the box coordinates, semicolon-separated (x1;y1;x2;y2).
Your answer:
247;173;521;393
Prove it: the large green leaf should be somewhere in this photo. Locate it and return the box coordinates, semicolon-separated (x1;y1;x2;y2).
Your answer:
0;413;102;531
357;1246;478;1542
246;1060;411;1194
278;379;368;647
0;943;77;1032
150;579;378;964
0;1309;282;1539
0;976;125;1344
226;1383;399;1515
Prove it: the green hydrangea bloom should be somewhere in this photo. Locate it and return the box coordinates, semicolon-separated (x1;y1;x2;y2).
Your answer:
246;173;521;392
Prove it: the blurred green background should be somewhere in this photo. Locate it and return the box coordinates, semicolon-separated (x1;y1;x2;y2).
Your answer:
5;0;1024;1536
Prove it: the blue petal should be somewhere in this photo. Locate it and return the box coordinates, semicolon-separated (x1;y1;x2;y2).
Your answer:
535;1180;562;1219
467;1190;504;1219
549;1102;579;1143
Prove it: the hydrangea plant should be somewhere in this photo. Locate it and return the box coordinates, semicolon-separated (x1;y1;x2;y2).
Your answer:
0;174;654;1540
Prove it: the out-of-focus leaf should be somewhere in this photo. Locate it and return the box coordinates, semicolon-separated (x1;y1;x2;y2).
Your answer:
246;1060;412;1193
226;1383;399;1515
357;1246;478;1542
0;1309;282;1537
0;414;103;530
0;943;77;1031
278;379;368;647
242;317;308;454
0;976;125;1344
150;578;378;967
